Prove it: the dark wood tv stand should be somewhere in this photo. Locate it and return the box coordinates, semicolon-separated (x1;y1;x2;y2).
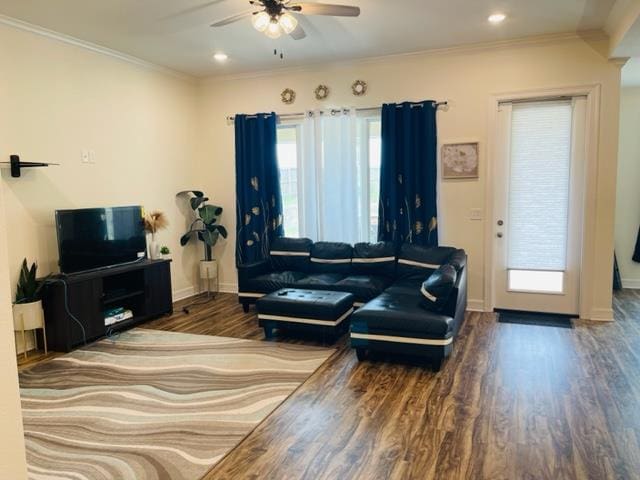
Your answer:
42;259;173;352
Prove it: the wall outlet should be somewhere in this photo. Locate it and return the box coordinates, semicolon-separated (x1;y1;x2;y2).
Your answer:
469;208;483;220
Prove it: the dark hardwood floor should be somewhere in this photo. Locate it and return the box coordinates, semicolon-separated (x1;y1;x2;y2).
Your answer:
18;290;640;479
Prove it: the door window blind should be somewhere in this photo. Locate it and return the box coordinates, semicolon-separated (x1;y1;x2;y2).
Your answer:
506;100;572;271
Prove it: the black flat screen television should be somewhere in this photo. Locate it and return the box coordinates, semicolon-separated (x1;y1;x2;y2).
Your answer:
55;206;147;274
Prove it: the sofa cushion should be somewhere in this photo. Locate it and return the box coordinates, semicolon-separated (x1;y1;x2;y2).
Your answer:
396;244;457;279
293;273;346;290
242;271;308;295
421;265;457;312
351;242;396;278
334;275;393;304
384;277;423;297
270;237;313;272
309;242;353;274
350;292;454;339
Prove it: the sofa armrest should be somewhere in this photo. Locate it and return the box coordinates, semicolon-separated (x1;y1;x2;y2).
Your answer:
238;260;271;287
439;260;467;319
449;264;467;335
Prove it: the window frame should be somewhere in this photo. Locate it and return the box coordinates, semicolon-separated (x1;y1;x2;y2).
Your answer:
276;120;304;238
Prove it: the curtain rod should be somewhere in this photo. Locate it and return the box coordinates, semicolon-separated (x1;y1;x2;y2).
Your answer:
225;101;449;124
498;94;588;106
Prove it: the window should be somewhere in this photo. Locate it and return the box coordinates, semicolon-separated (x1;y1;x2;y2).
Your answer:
506;100;572;294
276;124;300;238
276;114;381;242
508;270;564;294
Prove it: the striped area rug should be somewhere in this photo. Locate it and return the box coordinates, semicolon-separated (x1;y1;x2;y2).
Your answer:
19;328;333;480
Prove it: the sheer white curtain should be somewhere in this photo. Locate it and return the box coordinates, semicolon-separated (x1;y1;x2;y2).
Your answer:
299;109;363;243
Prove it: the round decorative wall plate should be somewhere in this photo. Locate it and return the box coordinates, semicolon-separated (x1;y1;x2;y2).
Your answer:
281;88;296;104
351;80;367;96
314;84;330;100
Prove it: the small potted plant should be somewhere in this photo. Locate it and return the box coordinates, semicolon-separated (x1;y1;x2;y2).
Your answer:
13;259;47;356
144;210;169;260
160;246;171;260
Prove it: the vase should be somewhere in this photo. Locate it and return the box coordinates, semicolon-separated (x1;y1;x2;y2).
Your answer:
149;234;160;260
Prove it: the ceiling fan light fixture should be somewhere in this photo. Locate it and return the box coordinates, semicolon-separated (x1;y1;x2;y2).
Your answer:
265;19;282;39
279;13;298;34
251;11;271;32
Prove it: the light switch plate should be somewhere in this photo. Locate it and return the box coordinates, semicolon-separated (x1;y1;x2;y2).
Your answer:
469;208;483;220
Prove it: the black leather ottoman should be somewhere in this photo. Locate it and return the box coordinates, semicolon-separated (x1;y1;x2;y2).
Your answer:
257;289;355;342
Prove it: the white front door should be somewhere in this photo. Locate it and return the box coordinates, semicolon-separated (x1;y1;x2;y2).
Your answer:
493;97;587;315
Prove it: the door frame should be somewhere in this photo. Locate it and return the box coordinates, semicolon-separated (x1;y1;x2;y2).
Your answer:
484;84;601;320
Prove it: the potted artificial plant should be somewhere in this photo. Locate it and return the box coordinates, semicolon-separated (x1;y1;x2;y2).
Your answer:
178;191;227;279
13;259;47;355
160;246;171;260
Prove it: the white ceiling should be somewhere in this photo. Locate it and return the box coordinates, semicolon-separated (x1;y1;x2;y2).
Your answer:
0;0;618;77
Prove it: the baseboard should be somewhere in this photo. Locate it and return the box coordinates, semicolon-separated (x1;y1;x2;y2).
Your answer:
622;278;640;289
588;308;614;322
172;283;238;302
172;286;196;302
466;299;486;312
219;282;239;294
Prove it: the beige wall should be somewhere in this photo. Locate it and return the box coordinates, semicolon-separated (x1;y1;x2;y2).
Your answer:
0;27;624;353
615;87;640;288
0;25;205;352
0;185;27;477
198;35;621;319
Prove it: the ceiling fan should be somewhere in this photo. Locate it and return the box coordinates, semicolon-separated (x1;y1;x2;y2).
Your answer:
210;0;361;40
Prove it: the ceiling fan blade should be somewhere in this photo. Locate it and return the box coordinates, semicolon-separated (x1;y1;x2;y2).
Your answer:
289;24;307;40
210;10;254;27
289;3;360;17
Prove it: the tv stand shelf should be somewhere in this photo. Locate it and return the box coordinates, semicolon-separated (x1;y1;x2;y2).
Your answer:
42;259;173;352
103;289;145;304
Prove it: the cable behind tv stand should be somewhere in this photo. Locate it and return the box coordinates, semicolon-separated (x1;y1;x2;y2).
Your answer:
42;259;173;352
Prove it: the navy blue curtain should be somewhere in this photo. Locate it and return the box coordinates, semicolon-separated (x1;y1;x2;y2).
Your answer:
378;101;438;247
235;113;284;266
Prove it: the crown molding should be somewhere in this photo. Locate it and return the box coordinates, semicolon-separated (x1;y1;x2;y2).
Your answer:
610;56;630;68
0;14;194;82
203;29;609;83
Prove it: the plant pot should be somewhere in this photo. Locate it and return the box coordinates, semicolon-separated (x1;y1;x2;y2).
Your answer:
161;254;172;260
13;300;45;331
200;260;217;280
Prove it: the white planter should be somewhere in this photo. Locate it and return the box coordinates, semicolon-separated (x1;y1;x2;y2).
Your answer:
200;260;218;280
13;300;44;331
161;254;172;260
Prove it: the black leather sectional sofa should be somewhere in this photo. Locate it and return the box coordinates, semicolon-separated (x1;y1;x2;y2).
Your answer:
237;238;467;367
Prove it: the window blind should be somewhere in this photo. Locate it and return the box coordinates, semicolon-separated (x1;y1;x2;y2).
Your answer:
506;100;572;271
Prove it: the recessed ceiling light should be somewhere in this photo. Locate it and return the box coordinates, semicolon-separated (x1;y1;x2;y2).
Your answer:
213;53;228;62
488;13;506;24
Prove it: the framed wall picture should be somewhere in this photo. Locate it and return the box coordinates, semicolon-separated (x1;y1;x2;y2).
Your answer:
441;141;479;179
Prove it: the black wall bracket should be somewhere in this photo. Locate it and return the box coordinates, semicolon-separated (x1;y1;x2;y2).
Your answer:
0;155;59;177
